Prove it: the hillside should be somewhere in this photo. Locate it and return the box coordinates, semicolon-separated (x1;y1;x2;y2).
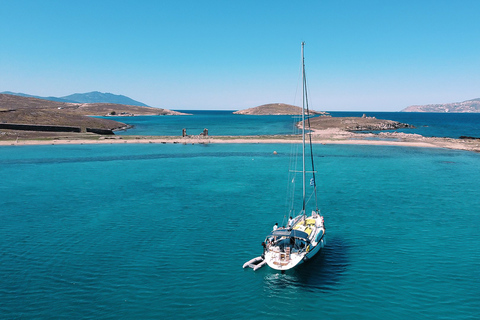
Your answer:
233;103;327;115
1;91;75;103
0;94;126;131
0;94;186;116
0;94;188;136
0;108;127;130
61;91;150;106
402;98;480;112
1;91;151;107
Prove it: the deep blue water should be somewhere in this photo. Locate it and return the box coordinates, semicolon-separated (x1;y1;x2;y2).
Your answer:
110;111;480;139
1;143;479;319
330;111;480;139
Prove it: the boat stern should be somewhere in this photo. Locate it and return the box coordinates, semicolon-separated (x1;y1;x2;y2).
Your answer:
264;251;304;271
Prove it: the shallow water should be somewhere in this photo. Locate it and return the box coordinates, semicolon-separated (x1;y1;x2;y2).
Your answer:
111;111;297;136
1;143;479;319
110;111;480;139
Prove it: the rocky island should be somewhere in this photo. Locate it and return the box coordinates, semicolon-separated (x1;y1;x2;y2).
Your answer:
235;103;410;132
305;115;411;132
233;103;328;115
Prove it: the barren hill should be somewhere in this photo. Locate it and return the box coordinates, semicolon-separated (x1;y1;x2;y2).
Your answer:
2;91;152;107
234;103;327;115
61;91;150;106
0;94;187;134
0;94;186;116
0;95;125;131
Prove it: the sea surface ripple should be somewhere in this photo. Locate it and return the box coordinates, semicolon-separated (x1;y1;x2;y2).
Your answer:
0;143;479;319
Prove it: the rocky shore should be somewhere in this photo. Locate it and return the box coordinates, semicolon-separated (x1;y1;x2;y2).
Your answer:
304;115;411;131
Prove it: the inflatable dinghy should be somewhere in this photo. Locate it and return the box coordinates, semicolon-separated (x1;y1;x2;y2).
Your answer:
243;256;266;271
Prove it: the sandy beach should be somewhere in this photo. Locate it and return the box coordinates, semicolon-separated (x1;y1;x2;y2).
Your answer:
1;129;479;153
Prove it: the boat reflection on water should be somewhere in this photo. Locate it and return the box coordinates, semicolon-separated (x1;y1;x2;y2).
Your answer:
262;236;350;293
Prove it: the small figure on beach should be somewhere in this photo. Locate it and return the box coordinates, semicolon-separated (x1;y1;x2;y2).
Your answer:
182;128;187;137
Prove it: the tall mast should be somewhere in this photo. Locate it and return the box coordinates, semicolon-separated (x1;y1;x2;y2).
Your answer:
301;41;306;215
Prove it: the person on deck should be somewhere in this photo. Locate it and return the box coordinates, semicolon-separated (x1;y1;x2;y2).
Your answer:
287;216;293;228
273;223;278;231
261;242;266;259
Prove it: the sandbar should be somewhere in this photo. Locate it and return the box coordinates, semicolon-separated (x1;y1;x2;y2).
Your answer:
1;129;479;153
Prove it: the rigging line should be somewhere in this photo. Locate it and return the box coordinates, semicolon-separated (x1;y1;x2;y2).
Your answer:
303;57;319;212
285;113;301;217
292;54;304;111
301;41;306;215
284;111;298;214
305;191;316;210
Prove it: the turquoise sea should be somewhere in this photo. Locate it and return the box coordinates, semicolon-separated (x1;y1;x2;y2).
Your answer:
112;111;480;139
1;114;480;319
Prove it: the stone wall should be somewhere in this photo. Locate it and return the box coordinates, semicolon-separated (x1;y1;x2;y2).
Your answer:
0;123;81;132
0;123;114;135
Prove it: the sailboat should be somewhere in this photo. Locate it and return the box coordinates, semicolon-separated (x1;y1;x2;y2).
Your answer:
243;42;326;271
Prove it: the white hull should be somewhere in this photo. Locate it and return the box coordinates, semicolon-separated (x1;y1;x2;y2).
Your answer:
265;214;325;271
265;236;325;271
304;236;325;260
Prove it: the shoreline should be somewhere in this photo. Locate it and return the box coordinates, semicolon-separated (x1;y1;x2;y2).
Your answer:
1;130;479;153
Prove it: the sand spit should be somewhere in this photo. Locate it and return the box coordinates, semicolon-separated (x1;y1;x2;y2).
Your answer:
1;130;479;153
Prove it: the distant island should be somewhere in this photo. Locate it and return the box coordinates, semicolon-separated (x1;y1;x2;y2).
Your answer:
402;98;480;112
234;103;328;115
1;91;152;107
235;103;409;132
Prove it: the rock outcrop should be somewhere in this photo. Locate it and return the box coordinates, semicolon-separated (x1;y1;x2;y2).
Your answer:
305;116;411;132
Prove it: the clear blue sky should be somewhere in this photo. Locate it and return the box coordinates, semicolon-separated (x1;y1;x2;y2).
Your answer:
1;0;479;111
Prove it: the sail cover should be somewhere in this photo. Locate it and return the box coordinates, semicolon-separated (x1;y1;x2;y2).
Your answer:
269;229;309;240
